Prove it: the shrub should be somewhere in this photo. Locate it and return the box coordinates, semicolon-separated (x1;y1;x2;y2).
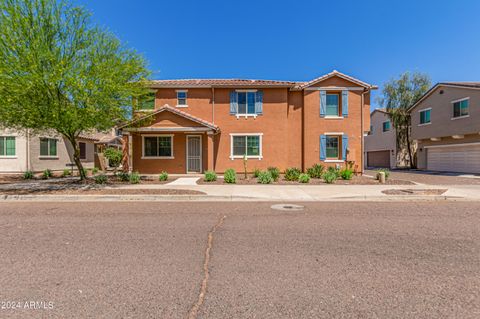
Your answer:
253;168;261;178
327;166;341;178
62;169;71;177
94;174;108;184
298;173;310;183
284;167;301;181
257;171;273;184
224;169;236;184
340;169;354;180
323;170;337;184
375;168;390;180
103;147;122;169
23;170;34;180
204;171;217;182
118;171;130;182
92;167;99;175
129;171;140;184
267;167;280;181
158;171;168;181
42;169;52;179
306;164;324;178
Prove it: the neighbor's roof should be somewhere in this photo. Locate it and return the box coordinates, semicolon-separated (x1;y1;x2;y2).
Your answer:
370;108;388;116
119;104;219;131
78;131;114;142
408;82;480;111
147;70;377;90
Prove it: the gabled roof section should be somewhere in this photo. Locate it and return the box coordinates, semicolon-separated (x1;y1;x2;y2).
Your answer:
370;108;388;116
295;70;378;90
408;82;480;112
119;105;219;131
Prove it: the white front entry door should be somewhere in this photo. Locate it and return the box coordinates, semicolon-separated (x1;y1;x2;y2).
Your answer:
186;136;202;173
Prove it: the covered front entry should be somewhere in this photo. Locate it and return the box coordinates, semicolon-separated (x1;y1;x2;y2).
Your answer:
186;135;202;173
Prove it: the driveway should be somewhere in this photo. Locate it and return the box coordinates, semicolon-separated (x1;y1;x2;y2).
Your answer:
365;169;480;185
0;201;479;318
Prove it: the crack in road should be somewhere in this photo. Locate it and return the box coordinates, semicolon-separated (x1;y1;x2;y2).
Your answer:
187;214;226;319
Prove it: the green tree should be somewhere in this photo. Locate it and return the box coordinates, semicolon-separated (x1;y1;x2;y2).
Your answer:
0;0;150;179
379;72;431;168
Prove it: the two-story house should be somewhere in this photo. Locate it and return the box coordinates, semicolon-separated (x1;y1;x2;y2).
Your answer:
365;109;403;168
120;70;376;174
409;82;480;173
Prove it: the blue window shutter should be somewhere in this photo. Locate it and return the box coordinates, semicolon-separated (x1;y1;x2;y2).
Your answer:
255;90;263;114
342;90;348;117
342;134;349;160
320;135;326;160
230;91;237;114
320;91;326;117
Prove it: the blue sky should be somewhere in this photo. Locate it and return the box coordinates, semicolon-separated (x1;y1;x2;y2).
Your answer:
78;0;480;109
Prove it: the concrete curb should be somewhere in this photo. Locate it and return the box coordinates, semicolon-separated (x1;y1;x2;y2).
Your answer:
0;194;471;202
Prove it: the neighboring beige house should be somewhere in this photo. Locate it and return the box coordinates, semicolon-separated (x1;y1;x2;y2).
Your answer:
364;109;408;168
409;82;480;173
0;129;121;173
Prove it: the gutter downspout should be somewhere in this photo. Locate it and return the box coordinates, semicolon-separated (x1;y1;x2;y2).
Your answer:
211;87;215;124
360;88;371;175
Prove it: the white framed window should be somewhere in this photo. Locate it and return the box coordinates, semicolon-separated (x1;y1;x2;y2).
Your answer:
142;135;174;159
326;93;340;116
39;138;57;158
0;136;16;157
452;97;469;118
419;108;431;125
230;133;263;159
326;136;339;159
237;91;256;115
176;90;188;107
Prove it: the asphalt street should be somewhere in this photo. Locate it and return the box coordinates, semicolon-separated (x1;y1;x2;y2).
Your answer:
0;201;479;318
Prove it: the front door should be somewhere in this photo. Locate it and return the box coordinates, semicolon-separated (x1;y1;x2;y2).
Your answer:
186;136;202;173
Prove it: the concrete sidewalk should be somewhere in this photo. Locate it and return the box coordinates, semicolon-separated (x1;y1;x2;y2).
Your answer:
2;183;480;202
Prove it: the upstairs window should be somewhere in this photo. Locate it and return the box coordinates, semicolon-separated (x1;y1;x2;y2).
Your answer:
230;90;263;116
382;121;391;132
326;94;339;116
453;99;469;118
177;91;187;107
419;109;431;124
0;136;15;156
40;138;57;157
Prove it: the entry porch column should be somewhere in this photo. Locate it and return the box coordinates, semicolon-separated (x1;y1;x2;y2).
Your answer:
207;131;215;171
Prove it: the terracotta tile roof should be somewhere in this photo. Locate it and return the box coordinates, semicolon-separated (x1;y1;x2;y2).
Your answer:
148;78;299;88
78;131;114;142
120;104;219;131
296;70;377;90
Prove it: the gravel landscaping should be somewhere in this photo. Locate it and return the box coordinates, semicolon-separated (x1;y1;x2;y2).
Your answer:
0;188;205;195
197;174;414;185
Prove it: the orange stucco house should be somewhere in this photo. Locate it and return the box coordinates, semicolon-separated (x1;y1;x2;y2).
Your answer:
120;70;377;174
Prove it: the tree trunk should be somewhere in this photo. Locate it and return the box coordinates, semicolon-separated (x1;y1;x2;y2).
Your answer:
66;135;86;180
405;127;414;169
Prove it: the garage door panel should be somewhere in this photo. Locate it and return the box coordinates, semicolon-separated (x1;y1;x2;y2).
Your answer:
367;150;390;168
427;145;480;173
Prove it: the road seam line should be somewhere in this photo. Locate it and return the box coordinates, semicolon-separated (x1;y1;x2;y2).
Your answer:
187;214;226;319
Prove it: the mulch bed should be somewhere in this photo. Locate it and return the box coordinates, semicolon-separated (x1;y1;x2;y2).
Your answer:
382;189;448;196
0;188;205;196
197;174;414;185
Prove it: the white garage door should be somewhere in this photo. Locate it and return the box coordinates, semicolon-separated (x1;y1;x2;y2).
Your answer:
427;144;480;173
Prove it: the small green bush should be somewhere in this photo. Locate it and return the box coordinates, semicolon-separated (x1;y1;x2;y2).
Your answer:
204;170;217;182
42;169;52;179
267;167;280;181
129;171;140;184
92;167;99;174
376;168;390;180
94;174;108;184
340;169;354;180
253;168;261;178
23;170;34;180
158;171;168;181
104;147;122;168
224;169;236;184
327;166;341;178
306;164;324;178
118;171;130;182
298;173;310;183
62;169;71;177
284;167;301;181
323;170;337;184
257;171;273;184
